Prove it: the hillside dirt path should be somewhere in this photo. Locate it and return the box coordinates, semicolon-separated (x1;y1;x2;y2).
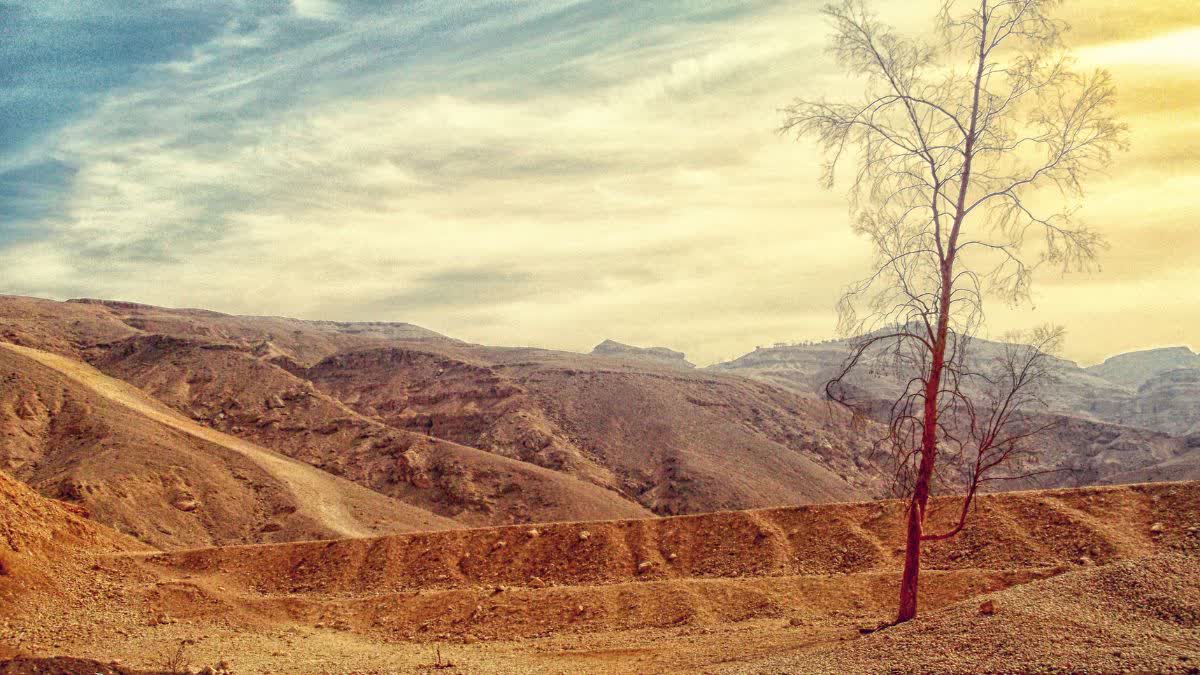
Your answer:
0;342;374;539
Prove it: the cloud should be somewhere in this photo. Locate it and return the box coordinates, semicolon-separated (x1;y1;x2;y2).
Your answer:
1077;27;1200;67
0;0;1195;365
1064;0;1200;45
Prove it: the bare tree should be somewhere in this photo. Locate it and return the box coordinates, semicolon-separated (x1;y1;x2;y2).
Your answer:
781;0;1125;623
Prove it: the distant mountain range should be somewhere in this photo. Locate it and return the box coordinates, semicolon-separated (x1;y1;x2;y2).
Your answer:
707;338;1200;438
0;294;1196;552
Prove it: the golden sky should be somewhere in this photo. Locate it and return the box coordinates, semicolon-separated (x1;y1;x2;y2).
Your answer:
0;0;1195;365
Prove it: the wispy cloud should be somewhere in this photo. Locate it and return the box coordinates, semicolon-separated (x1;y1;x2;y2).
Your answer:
0;0;1196;364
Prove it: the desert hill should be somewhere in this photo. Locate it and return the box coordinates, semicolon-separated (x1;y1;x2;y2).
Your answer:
83;334;651;528
0;476;1196;672
0;295;448;369
0;295;888;529
589;339;695;368
709;336;1200;482
2;294;1197;541
1086;345;1200;388
709;337;1200;438
304;342;883;514
0;461;136;562
0;466;145;663
0;341;458;548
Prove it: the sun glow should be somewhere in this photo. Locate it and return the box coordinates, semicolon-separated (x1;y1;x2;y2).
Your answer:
1078;27;1200;66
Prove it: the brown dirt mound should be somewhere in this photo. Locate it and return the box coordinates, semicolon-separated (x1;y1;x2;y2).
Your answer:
749;551;1200;674
0;467;136;561
145;481;1198;599
0;466;144;657
0;657;146;674
1;481;1197;673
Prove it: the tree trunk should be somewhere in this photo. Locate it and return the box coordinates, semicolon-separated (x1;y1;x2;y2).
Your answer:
896;258;952;623
896;451;934;622
896;496;922;622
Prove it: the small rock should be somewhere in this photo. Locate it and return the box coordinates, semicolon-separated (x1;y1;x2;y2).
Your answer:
529;576;547;588
979;599;996;616
667;552;678;561
1078;556;1094;566
788;617;805;627
492;540;507;551
575;604;585;614
637;561;653;573
526;528;540;538
1151;522;1165;534
578;530;591;541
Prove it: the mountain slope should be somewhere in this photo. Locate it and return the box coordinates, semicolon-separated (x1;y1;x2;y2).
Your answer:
0;342;458;548
83;335;653;526
1086;346;1200;388
590;339;695;368
0;296;887;520
304;342;884;514
3;294;1196;523
708;338;1198;473
1115;367;1200;436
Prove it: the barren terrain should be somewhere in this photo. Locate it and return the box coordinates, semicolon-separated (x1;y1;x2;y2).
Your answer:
1;471;1197;672
1;295;1198;672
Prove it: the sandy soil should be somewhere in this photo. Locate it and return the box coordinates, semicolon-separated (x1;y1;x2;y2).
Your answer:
2;477;1198;673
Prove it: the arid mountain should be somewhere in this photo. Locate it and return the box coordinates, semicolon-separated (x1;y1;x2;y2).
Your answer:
304;342;883;514
0;295;447;367
0;342;456;549
84;335;650;528
0;294;1196;549
0;295;882;535
589;339;695;368
1113;367;1200;436
1086;346;1200;388
709;338;1200;440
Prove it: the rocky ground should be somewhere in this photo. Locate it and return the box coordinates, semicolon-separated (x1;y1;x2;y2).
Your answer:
2;476;1198;673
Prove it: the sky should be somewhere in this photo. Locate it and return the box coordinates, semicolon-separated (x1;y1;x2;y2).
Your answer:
0;0;1196;366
